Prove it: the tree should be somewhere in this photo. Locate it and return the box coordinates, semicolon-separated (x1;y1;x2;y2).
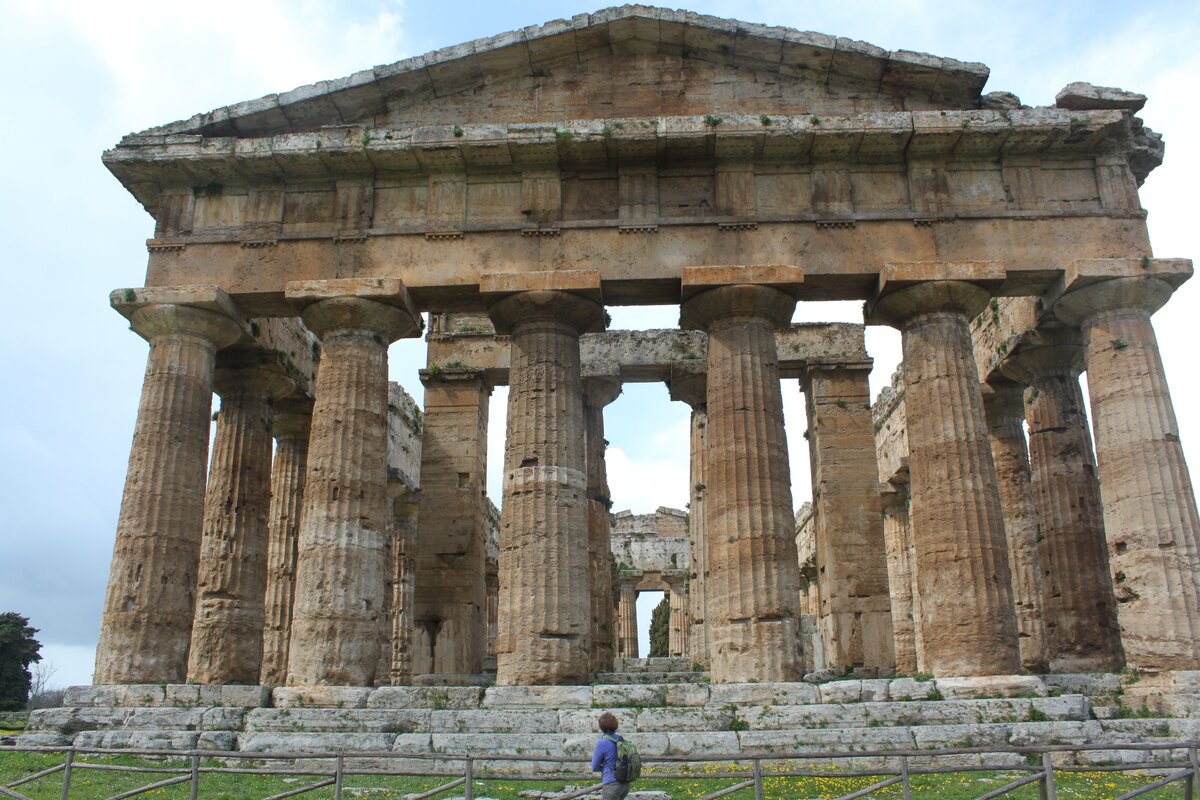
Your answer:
648;595;670;657
0;613;41;711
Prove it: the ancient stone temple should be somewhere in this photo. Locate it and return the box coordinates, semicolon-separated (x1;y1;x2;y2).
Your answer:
93;6;1197;694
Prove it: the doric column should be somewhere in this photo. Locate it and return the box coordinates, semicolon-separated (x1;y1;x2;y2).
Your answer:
800;364;895;670
485;567;499;660
187;353;294;684
980;379;1051;674
95;298;242;684
488;290;605;685
284;283;422;686
880;486;917;675
412;369;492;676
1003;338;1123;671
663;570;690;657
669;366;709;669
260;404;312;688
681;284;803;682
388;491;420;686
1055;273;1200;669
870;279;1021;675
616;569;642;659
584;373;621;674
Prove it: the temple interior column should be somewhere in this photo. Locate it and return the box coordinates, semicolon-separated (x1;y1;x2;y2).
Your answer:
664;570;689;657
488;290;604;685
412;369;492;677
1003;337;1123;671
187;352;294;684
870;278;1021;676
584;373;621;674
388;491;420;686
616;569;642;659
285;284;422;686
681;284;803;682
800;364;895;671
880;485;917;675
1055;273;1200;669
980;379;1051;674
95;295;242;684
260;403;312;688
669;367;709;669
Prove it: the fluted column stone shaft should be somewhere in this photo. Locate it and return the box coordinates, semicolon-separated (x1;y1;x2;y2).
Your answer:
1056;277;1200;669
981;380;1050;674
584;375;621;674
489;291;605;685
286;297;420;686
664;572;689;657
881;487;917;675
187;358;293;684
95;304;241;685
260;409;311;687
801;366;895;670
389;493;420;685
1005;341;1123;671
687;406;710;669
681;285;803;683
412;370;491;676
872;281;1020;676
617;570;642;659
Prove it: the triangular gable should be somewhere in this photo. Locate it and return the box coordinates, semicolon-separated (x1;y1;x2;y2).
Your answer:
131;6;988;140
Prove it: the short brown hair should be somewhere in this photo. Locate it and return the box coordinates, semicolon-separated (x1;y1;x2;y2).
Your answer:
598;712;619;733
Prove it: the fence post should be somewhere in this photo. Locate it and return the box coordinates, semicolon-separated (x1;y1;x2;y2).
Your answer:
900;755;911;800
59;748;74;800
335;754;344;800
1189;746;1200;800
190;753;200;800
465;757;474;800
1040;752;1057;800
752;759;763;800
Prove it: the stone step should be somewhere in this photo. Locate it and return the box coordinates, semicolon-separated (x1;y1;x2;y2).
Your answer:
590;672;706;684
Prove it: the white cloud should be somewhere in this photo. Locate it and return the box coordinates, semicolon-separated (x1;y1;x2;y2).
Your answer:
606;416;692;514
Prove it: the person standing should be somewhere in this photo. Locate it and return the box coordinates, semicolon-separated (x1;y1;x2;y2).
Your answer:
591;712;631;800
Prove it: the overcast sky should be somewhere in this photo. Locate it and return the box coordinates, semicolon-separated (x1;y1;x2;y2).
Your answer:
1;0;1196;686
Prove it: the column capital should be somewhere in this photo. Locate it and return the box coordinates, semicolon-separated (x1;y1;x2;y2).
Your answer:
272;408;313;440
668;362;707;409
419;366;492;390
487;290;605;336
1054;276;1176;327
662;569;689;589
867;280;993;328
298;296;421;342
680;284;796;332
582;372;622;408
129;304;243;350
213;350;297;401
1000;330;1087;384
981;378;1027;426
616;568;644;587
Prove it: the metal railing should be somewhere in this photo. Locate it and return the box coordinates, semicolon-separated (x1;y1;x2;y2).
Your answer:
3;740;1199;800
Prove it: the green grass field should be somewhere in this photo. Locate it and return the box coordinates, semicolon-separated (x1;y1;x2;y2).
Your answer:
0;752;1194;800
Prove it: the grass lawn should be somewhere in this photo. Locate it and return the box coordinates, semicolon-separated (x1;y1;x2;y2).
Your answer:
0;752;1193;799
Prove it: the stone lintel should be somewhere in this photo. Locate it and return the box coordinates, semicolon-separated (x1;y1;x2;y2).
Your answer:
479;269;602;301
111;285;244;327
681;265;804;299
284;277;419;318
1063;258;1192;292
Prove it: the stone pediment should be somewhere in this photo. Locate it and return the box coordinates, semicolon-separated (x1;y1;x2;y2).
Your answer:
131;6;989;140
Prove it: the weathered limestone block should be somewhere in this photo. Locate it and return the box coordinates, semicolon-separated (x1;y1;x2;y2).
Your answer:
488;289;604;685
273;686;373;709
880;487;917;674
980;379;1049;674
557;709;640;734
413;369;492;677
429;709;559;733
239;732;398;753
260;406;311;688
481;685;592;709
95;297;243;684
664;732;740;755
709;682;820;706
188;355;294;685
663;684;711;706
1055;82;1147;112
911;724;1012;749
244;708;431;733
635;707;736;732
681;284;803;683
869;276;1021;676
74;731;203;750
366;686;483;710
591;685;667;709
285;282;422;686
800;363;894;671
64;684;167;707
165;685;272;708
1003;338;1123;672
1054;269;1200;669
934;675;1049;699
1008;720;1104;746
886;678;939;701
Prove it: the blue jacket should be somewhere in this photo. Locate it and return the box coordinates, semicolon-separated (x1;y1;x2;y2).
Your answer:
591;733;623;784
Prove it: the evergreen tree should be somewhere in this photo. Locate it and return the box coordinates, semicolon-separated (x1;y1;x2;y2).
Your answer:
0;613;41;711
648;595;670;657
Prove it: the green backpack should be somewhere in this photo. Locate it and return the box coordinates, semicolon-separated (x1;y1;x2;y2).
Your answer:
605;733;641;783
